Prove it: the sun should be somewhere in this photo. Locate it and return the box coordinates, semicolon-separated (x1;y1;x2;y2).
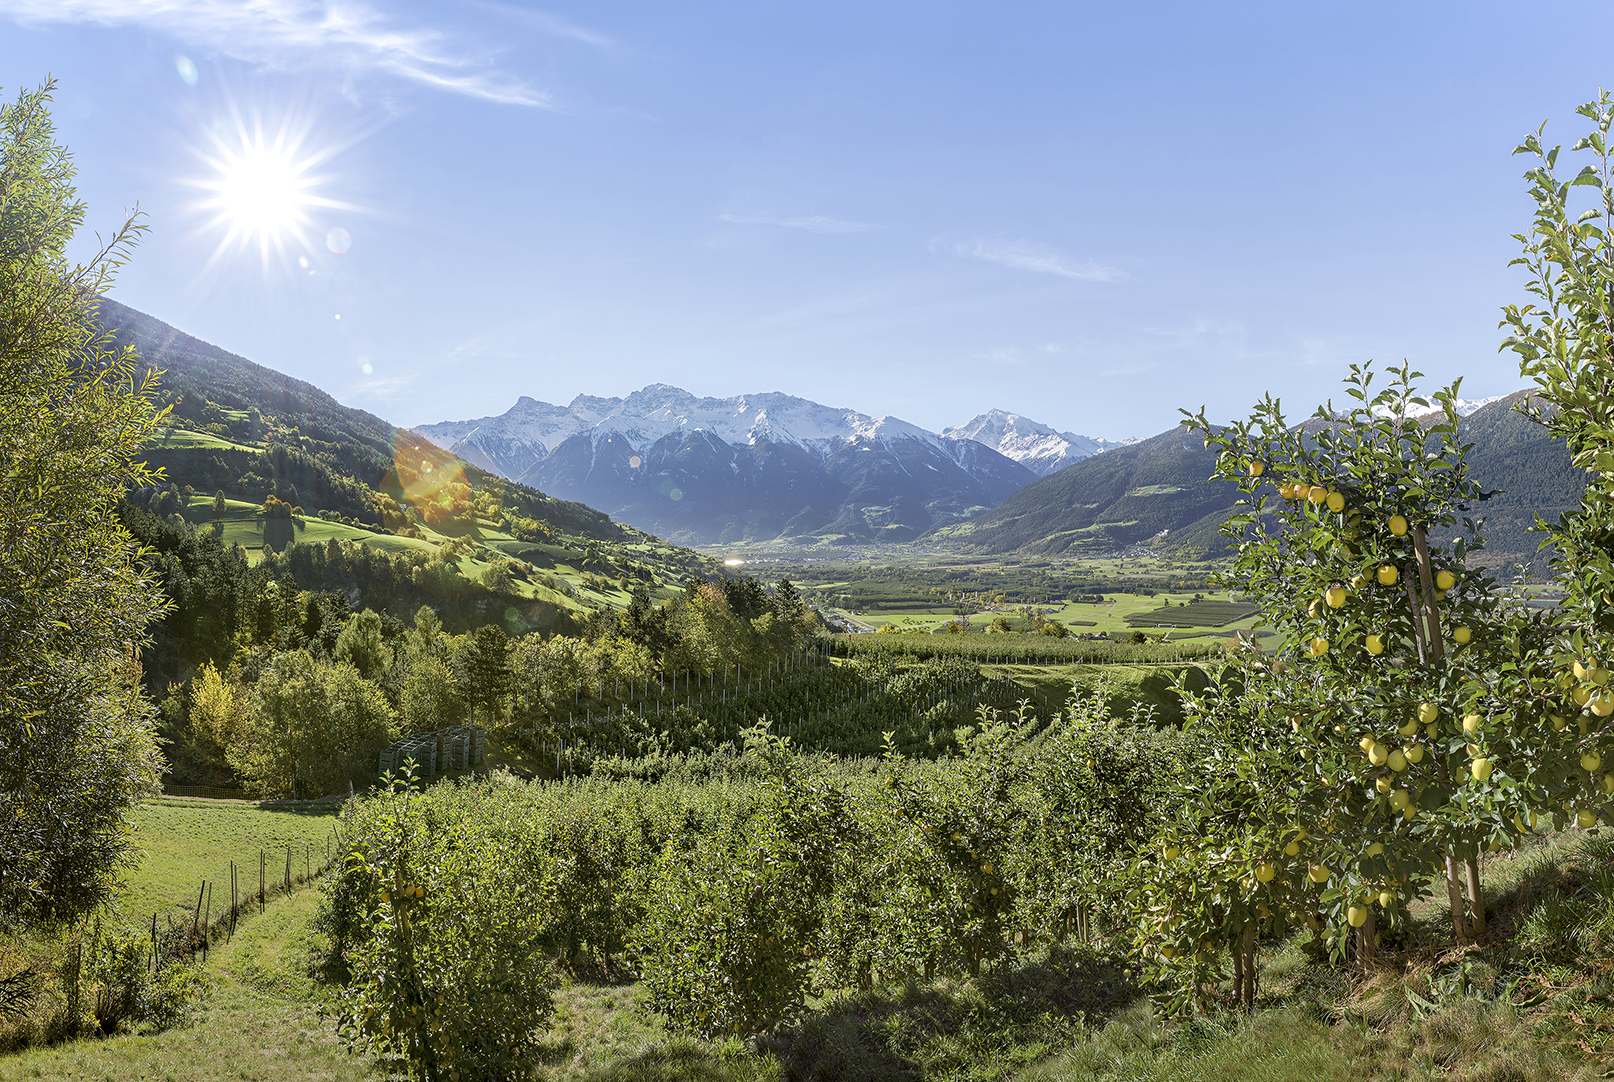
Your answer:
192;116;345;268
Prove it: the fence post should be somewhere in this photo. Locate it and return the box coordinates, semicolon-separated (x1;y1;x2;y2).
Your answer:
259;849;265;913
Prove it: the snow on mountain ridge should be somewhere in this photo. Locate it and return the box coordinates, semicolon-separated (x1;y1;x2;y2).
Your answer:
418;384;951;459
944;409;1124;476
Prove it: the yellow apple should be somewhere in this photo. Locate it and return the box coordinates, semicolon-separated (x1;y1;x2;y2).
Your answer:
1347;904;1368;928
1397;716;1419;738
1368;743;1389;767
1366;633;1386;656
1463;713;1483;736
1388;514;1409;536
1359;734;1377;756
1388;789;1409;810
1283;839;1301;857
1471;757;1494;782
1387;749;1408;772
1307;485;1328;504
1418;702;1439;725
1365;841;1385;857
1255;862;1276;883
1310;636;1329;657
1406;744;1425;765
1308;864;1331;884
1453;625;1472;645
1326;490;1346;512
1376;776;1392;794
1435;569;1457;591
1582;751;1602;773
1578;809;1599;829
1249;459;1266;479
1325;584;1347;609
1377;889;1395;908
1594;692;1614;718
1377;564;1399;586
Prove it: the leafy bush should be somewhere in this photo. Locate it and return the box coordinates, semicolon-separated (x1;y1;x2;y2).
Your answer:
327;773;558;1080
54;921;209;1039
635;731;850;1038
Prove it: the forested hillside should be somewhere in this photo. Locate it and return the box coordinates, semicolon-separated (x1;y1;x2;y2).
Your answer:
936;392;1584;569
929;423;1235;555
99;299;708;629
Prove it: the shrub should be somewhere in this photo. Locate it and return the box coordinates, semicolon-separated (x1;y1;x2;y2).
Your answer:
328;773;557;1080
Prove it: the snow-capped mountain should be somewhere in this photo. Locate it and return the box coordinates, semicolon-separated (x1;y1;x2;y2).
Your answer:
945;409;1127;476
416;386;1036;545
1400;394;1511;420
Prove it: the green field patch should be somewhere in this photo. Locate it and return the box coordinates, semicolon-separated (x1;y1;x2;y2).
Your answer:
1126;598;1259;628
155;427;259;452
115;797;340;926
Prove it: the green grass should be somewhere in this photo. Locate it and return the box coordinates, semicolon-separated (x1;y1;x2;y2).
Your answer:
114;798;340;928
0;889;373;1081
154;428;259;452
838;591;1259;642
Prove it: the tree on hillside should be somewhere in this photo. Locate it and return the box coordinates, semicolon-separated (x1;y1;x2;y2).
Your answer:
0;80;169;926
453;625;511;726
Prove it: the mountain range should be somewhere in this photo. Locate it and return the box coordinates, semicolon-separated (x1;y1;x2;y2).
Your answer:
936;390;1584;570
416;390;1120;544
101;297;1580;573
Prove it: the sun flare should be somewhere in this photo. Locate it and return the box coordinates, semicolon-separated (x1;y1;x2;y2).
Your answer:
193;117;345;268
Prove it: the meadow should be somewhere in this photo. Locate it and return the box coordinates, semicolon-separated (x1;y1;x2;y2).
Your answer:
177;495;661;612
114;798;342;927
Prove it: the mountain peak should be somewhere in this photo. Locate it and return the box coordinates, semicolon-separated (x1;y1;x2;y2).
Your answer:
944;409;1120;476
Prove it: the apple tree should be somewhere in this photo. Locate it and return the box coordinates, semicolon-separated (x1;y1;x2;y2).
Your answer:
1182;363;1562;950
1503;91;1614;835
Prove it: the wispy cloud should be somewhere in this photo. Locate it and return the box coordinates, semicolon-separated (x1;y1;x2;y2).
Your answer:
471;0;617;51
349;371;417;400
6;0;553;108
946;238;1124;283
718;212;878;235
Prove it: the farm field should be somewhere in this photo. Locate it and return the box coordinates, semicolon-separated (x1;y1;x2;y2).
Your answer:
114;797;341;928
832;590;1260;640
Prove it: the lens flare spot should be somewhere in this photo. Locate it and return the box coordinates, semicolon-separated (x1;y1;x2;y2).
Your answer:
326;226;352;254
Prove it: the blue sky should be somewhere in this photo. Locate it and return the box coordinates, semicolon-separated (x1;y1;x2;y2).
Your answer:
3;1;1610;438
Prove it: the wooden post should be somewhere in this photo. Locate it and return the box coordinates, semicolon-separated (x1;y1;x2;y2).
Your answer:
1464;854;1487;935
259;848;265;913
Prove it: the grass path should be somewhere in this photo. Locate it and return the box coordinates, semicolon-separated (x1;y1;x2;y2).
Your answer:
0;889;373;1081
